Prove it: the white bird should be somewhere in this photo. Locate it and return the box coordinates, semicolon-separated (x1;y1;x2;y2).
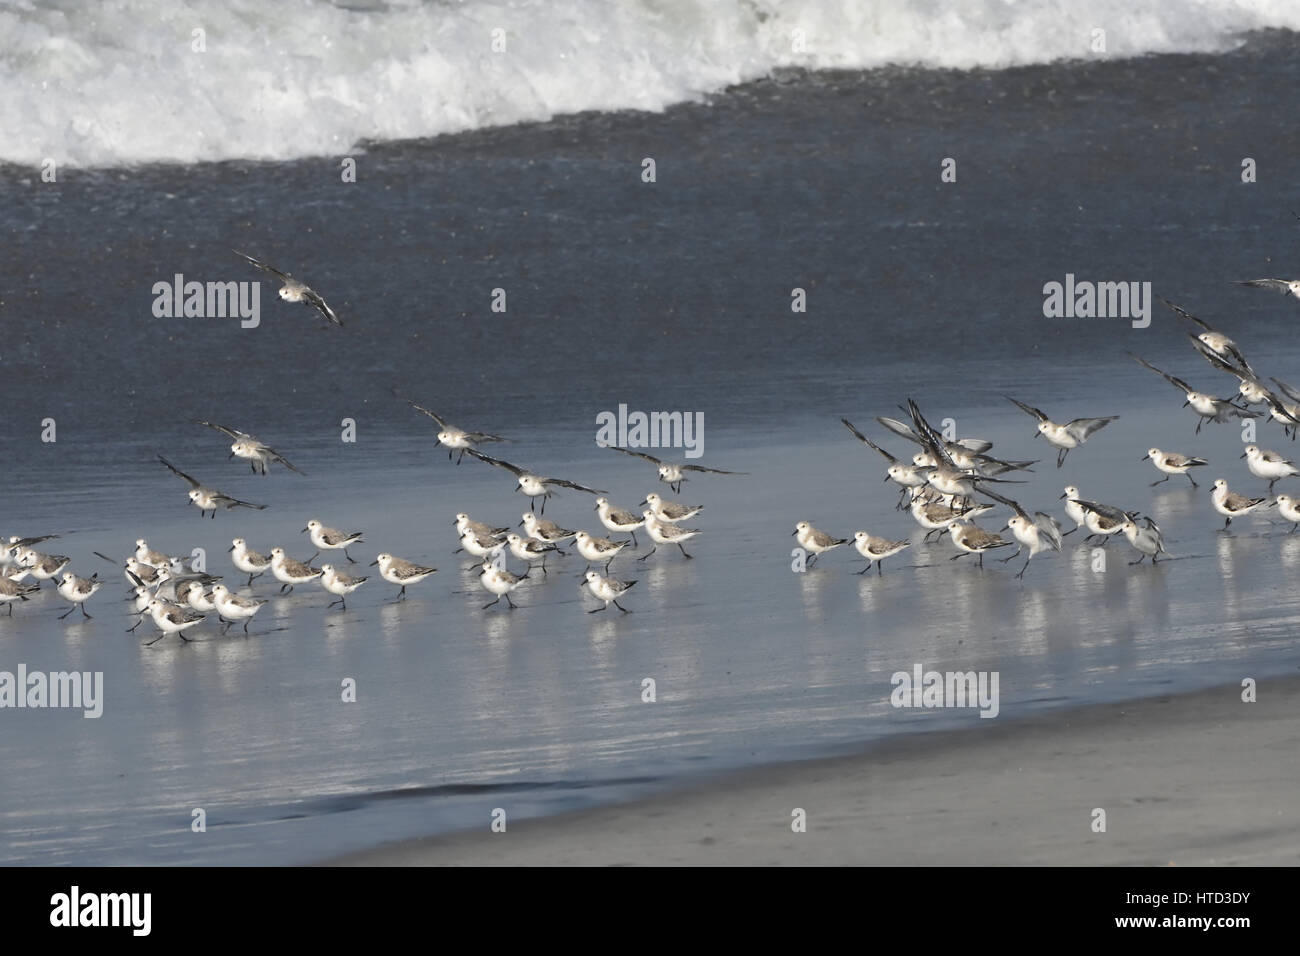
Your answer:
269;548;323;593
233;249;342;326
1241;445;1299;492
229;538;272;586
1142;448;1207;488
594;497;645;547
398;397;510;464
792;521;849;567
210;584;266;634
1006;396;1118;468
467;451;605;514
638;512;700;561
851;532;910;576
980;489;1062;579
1272;494;1300;532
572;531;630;573
1120;517;1168;565
1133;355;1250;434
604;446;745;494
641;492;703;523
0;576;39;615
193;421;304;475
143;597;204;645
320;564;367;610
158;455;266;518
581;571;637;613
478;560;527;610
946;523;1013;568
303;519;364;563
370;553;437;600
1211;479;1266;531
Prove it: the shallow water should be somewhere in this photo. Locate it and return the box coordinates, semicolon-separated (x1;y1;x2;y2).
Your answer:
2;35;1300;864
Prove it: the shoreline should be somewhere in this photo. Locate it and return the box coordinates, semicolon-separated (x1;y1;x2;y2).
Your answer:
329;675;1300;866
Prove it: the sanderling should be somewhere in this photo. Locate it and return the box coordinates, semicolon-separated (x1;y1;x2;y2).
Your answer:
604;446;745;494
1241;445;1300;492
370;553;437;600
502;533;562;575
303;519;364;563
1269;378;1300;438
980;489;1062;579
792;522;849;567
193;421;304;475
158;456;267;518
133;538;175;569
594;497;645;546
572;531;630;573
1272;494;1300;532
125;581;153;631
144;597;204;645
398;396;510;464
1069;498;1132;544
946;523;1013;568
176;580;218;614
851;532;910;576
0;576;39;614
320;564;368;610
519;513;576;547
1163;299;1255;372
1211;479;1266;530
841;418;929;507
900;400;1026;495
457;528;506;560
638;512;700;561
233;250;342;326
269;547;323;593
210;585;266;634
1188;341;1298;426
581;571;637;613
875;415;993;458
467;450;606;514
1006;397;1118;468
56;572;100;620
478;560;527;610
909;496;992;540
454;513;509;541
1133;355;1249;434
229;538;272;586
1142;448;1207;488
641;492;703;523
1236;277;1300;301
19;549;71;588
124;557;164;589
1120;517;1168;565
2;534;58;563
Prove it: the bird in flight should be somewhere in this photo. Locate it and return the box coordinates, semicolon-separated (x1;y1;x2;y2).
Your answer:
157;455;267;518
233;250;342;326
602;446;746;493
466;450;606;515
192;421;304;475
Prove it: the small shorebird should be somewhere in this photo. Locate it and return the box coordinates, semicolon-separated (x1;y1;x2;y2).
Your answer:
478;560;526;610
20;549;71;588
981;489;1062;579
604;446;745;494
210;584;266;634
638;512;700;561
1236;277;1300;301
504;533;562;575
1070;498;1132;544
467;450;605;514
1006;397;1118;468
133;538;176;568
193;421;304;475
1132;355;1249;434
572;531;630;573
233;250;342;326
457;528;506;560
841;419;929;508
1241;445;1300;492
909;495;992;540
177;580;218;614
1272;494;1300;532
581;571;636;613
158;456;266;518
946;523;1013;568
851;532;910;576
1163;299;1254;372
371;553;437;600
454;513;509;541
792;521;849;567
269;548;323;593
144;597;204;645
304;519;364;563
229;538;272;586
398;396;510;463
320;564;367;610
1211;479;1266;531
1143;448;1207;487
641;492;703;523
594;497;644;546
520;513;576;546
0;576;39;614
1120;517;1168;565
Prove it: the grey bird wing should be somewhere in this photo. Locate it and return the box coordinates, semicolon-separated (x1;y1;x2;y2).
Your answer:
233;250;292;283
1161;297;1213;332
606;446;665;466
466;450;527;476
904;399;956;466
403;400;451;429
1132;355;1192;394
1064;416;1118;440
681;464;745;475
157;455;201;488
302;286;342;326
953;437;994;453
546;478;607;495
875;416;923;446
1272;378;1300;405
841;418;897;463
1006;396;1049;423
1033;512;1063;550
193;420;251;441
975;486;1027;518
1070;498;1129;522
1237;278;1294;294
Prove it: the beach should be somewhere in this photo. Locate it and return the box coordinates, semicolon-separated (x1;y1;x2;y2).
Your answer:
336;676;1300;866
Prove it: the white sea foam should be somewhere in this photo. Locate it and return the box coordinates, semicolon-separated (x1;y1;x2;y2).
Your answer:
2;0;1297;167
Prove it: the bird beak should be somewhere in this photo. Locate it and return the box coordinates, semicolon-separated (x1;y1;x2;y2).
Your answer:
1181;400;1189;408
300;527;308;533
790;529;797;536
227;544;235;552
1239;452;1247;459
1058;492;1067;499
517;520;524;527
638;499;648;506
1139;455;1148;462
883;475;892;483
369;560;379;566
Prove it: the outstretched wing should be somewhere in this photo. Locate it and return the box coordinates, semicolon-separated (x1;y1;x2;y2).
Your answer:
545;478;607;495
1005;396;1049;423
466;449;527;476
605;446;665;466
875;416;923;446
1161;297;1212;332
1070;498;1129;523
302;287;342;326
681;464;745;475
232;250;292;283
1064;416;1118;441
1033;512;1063;551
157;455;201;488
193;420;250;441
1132;355;1191;393
841;418;897;463
403;400;451;429
976;485;1026;517
1237;278;1294;294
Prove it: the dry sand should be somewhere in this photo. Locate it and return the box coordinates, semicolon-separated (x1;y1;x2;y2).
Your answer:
332;676;1300;866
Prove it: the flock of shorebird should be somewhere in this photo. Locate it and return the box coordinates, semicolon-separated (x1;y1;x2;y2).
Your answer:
5;258;1300;633
794;294;1300;579
0;391;748;638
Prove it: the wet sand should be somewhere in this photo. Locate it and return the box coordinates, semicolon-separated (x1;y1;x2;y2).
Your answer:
334;676;1300;865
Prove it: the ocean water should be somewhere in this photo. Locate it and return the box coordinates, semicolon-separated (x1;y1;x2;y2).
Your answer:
2;3;1300;864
